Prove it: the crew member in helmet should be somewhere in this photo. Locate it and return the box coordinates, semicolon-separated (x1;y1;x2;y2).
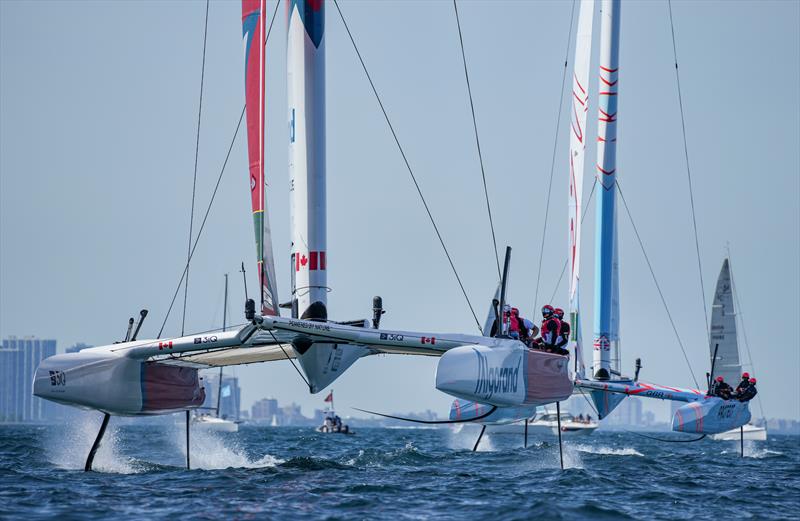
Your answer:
538;305;561;352
553;308;570;355
738;377;758;402
712;376;733;400
504;306;520;339
734;372;751;399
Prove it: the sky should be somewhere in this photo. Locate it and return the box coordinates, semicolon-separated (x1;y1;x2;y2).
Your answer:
1;0;798;422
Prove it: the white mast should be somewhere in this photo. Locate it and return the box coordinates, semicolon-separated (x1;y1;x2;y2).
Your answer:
288;0;327;321
286;1;367;393
568;0;595;377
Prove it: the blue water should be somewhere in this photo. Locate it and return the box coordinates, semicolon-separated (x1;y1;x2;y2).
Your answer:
1;420;798;520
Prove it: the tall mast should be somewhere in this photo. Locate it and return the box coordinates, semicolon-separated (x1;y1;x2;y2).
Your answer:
217;274;228;418
242;0;280;317
592;0;620;380
568;0;595;377
288;0;327;320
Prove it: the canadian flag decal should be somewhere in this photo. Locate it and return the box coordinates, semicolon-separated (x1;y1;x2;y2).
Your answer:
421;337;436;345
295;251;327;271
158;341;173;350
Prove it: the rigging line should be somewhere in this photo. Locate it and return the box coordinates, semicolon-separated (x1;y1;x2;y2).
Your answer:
332;0;481;331
265;328;311;390
533;0;578;312
727;249;766;420
182;0;211;337
158;0;282;339
547;178;598;304
667;0;709;337
452;0;500;281
616;180;700;389
159;107;246;339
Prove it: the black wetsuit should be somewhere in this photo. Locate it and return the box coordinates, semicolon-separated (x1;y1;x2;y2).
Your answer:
738;384;757;402
734;379;750;399
555;321;570;349
715;382;734;400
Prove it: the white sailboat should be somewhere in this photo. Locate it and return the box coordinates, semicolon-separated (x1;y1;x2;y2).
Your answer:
193;274;238;433
489;407;598;437
708;259;766;442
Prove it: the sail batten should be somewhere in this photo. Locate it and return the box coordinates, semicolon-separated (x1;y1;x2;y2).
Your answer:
242;0;280;316
568;0;595;377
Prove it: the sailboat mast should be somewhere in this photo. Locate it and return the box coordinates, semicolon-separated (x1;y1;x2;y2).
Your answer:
592;0;620;380
216;274;229;418
288;0;327;320
568;0;595;377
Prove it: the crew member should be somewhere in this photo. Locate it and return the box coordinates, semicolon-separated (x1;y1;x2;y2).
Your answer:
712;376;733;400
738;377;758;402
734;372;751;399
508;307;522;340
553;308;570;355
539;305;561;352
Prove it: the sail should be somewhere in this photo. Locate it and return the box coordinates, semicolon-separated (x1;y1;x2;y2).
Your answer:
709;259;740;385
568;0;595;377
609;205;620;373
592;0;620;380
242;0;280;316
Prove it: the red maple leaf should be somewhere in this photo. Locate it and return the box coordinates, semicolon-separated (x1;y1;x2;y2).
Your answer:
300;255;308;266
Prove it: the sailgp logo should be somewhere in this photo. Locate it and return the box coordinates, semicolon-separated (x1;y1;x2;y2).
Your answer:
473;349;521;400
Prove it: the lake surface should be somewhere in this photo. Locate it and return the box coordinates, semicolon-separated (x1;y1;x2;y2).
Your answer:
1;421;797;520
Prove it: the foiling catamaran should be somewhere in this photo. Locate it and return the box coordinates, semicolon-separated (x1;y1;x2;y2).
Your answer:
34;0;754;471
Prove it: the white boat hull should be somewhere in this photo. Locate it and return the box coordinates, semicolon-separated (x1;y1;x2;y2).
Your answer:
488;420;598;437
710;424;766;441
192;417;239;433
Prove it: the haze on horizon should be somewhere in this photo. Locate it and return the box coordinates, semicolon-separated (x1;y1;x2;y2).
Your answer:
1;0;798;421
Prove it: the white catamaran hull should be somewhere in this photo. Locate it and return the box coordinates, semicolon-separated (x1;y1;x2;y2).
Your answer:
488;420;598;437
192;416;239;433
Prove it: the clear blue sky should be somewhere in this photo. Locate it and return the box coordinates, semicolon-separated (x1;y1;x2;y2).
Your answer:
1;0;798;421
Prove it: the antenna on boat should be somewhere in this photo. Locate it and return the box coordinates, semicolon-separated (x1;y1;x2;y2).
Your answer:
130;309;148;341
240;262;249;302
124;317;134;342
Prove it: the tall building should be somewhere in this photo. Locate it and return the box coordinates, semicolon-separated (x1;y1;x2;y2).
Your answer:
1;337;56;422
199;371;241;420
251;397;279;421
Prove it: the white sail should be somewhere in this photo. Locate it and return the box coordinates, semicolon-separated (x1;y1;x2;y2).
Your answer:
609;205;620;373
568;0;595;377
709;258;740;385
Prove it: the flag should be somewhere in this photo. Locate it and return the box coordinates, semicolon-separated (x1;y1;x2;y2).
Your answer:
323;391;333;403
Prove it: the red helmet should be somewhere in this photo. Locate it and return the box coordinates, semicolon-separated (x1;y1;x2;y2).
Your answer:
542;305;555;317
742;372;750;379
511;307;520;316
554;308;565;319
749;378;756;384
716;376;724;382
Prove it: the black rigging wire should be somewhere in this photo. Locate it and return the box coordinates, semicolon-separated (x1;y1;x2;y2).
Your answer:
667;0;709;337
533;0;577;313
158;0;282;338
264;328;311;390
332;0;481;331
182;0;211;337
452;0;501;281
616;180;700;389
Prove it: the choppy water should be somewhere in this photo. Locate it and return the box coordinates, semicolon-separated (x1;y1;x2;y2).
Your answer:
1;419;798;520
